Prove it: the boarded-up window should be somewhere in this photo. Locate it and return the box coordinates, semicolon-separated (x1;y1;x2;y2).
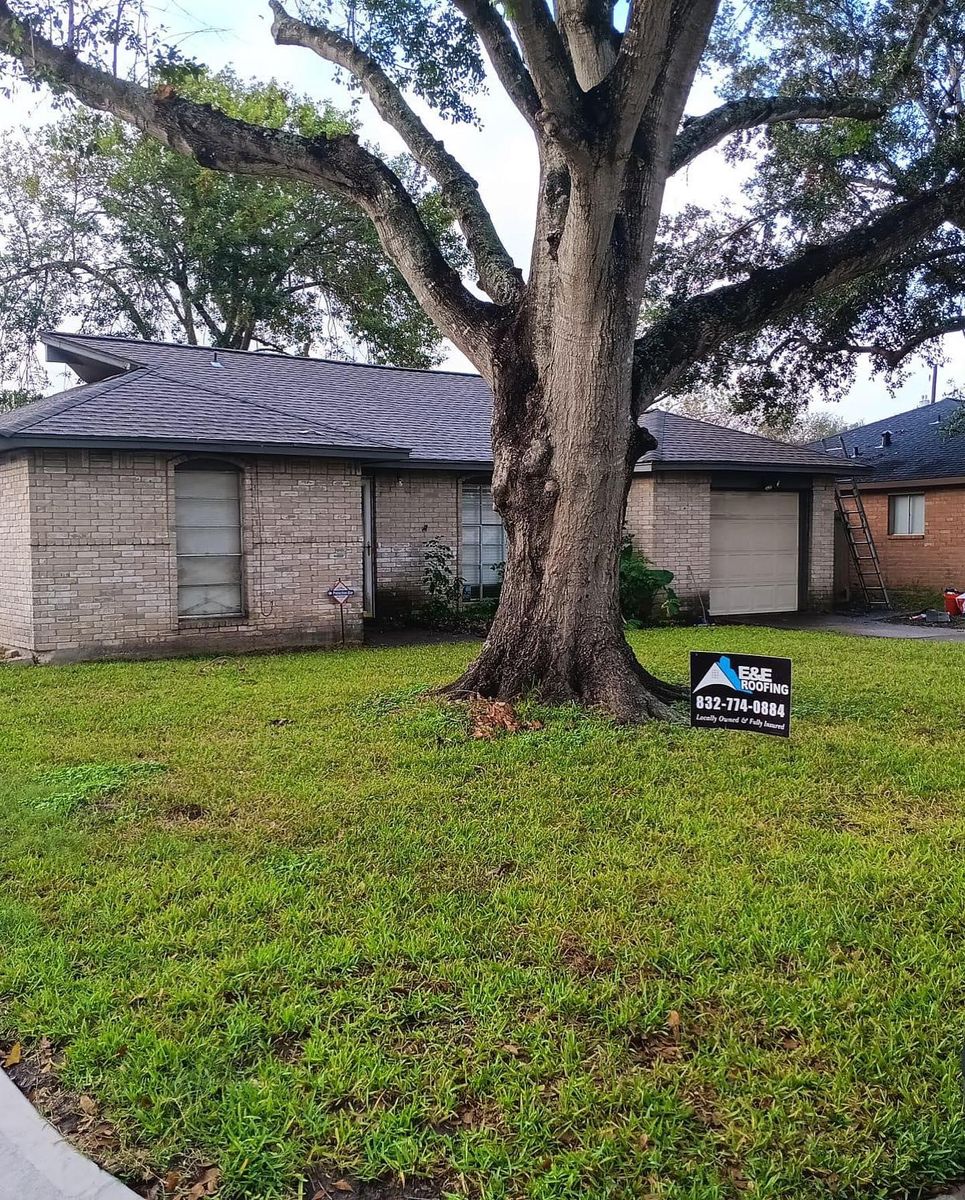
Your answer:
460;484;505;600
175;462;243;617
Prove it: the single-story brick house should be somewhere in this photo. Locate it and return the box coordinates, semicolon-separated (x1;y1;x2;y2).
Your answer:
811;398;965;595
0;333;845;662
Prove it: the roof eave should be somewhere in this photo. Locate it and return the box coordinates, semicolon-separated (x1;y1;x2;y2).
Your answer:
42;332;139;383
0;433;409;461
364;456;494;472
640;458;863;474
857;471;965;489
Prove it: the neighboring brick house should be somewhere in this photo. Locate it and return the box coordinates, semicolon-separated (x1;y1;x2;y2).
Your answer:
812;399;965;596
0;333;844;662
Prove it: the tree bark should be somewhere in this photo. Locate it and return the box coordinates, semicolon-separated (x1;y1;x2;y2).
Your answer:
442;247;685;721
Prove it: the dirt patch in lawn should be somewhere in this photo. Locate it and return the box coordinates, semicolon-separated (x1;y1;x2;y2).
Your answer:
3;1038;127;1170
306;1170;448;1200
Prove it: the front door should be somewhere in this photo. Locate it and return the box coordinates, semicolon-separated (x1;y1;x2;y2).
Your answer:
361;478;375;616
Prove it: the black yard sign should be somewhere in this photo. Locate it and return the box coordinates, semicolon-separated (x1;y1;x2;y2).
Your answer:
690;651;792;738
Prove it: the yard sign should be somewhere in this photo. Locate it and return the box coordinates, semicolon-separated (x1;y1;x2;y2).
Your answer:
690;652;792;738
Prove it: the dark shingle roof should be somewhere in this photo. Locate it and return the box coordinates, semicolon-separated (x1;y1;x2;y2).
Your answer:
0;333;843;473
809;399;965;483
638;409;846;471
15;333;491;463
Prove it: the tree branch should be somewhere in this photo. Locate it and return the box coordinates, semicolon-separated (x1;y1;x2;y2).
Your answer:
817;317;965;368
891;0;946;92
448;0;542;130
606;0;681;147
1;256;153;336
633;177;965;407
268;0;523;306
670;95;887;174
496;0;588;135
557;0;617;89
0;0;498;366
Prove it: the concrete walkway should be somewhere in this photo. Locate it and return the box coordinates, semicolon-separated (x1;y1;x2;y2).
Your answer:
0;1069;139;1200
723;612;965;641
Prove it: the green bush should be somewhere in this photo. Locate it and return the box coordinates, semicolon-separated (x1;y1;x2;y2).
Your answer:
412;538;464;628
411;540;498;633
619;536;679;625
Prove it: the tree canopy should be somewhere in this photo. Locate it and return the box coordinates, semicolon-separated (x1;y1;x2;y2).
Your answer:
0;69;454;388
646;0;965;416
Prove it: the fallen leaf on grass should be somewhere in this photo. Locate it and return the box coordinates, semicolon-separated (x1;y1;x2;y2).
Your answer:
190;1166;221;1196
667;1010;681;1041
78;1094;98;1116
468;696;543;739
3;1042;21;1068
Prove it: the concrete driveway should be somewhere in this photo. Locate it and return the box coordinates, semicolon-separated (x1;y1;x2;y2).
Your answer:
722;612;965;641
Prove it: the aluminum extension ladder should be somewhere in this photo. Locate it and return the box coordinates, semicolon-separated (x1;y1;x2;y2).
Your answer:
834;473;891;609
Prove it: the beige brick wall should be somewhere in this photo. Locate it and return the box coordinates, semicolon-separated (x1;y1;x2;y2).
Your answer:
24;449;364;662
0;452;34;651
624;475;656;559
808;478;836;609
373;471;460;615
627;472;712;612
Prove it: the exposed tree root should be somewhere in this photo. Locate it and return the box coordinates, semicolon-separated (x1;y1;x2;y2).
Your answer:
439;624;688;724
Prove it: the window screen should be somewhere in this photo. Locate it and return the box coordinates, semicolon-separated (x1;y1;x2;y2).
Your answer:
175;463;244;617
460;484;506;600
888;493;925;537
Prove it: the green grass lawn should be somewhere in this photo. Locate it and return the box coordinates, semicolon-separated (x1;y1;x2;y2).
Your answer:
2;628;965;1200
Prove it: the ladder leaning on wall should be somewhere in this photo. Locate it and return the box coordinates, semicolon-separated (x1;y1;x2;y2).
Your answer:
831;436;891;608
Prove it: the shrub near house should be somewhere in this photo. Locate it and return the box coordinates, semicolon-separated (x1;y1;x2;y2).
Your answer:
619;538;679;625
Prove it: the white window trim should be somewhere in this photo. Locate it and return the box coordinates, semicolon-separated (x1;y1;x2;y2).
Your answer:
887;492;925;537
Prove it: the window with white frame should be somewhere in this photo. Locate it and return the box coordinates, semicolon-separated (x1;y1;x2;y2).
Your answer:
174;461;244;617
888;492;925;537
460;483;506;600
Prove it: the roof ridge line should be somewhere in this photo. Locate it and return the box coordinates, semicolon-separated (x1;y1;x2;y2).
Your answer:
45;331;484;380
842;396;960;436
661;410;838;460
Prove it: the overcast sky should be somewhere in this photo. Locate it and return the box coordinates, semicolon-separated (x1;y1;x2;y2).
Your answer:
4;0;962;423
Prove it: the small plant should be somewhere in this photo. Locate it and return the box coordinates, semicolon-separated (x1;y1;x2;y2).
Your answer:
619;536;679;625
413;538;465;628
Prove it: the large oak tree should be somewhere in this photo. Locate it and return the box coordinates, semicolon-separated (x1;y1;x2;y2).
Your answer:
1;0;962;719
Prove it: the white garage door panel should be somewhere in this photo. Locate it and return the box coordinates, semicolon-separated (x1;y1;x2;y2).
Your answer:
710;492;800;616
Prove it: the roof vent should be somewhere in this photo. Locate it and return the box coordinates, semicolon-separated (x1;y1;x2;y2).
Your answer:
880;430;892;448
211;351;224;368
851;445;861;458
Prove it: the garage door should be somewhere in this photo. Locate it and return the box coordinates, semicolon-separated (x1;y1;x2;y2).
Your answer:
710;491;800;616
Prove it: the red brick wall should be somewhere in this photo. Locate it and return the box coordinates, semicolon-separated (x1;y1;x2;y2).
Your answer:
856;484;965;591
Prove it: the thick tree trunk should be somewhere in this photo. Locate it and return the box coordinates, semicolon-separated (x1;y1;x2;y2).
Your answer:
443;292;686;722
